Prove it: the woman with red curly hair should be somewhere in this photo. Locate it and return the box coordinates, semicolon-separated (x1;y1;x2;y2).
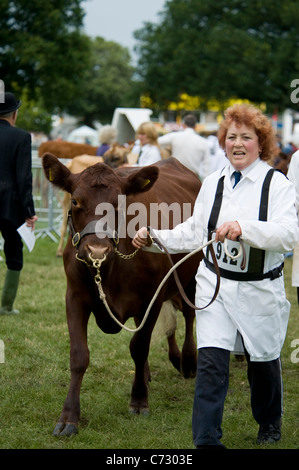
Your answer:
217;103;277;162
133;104;299;448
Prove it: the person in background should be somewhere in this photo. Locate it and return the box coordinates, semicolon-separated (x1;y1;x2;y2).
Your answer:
158;114;211;180
206;131;228;172
287;149;299;303
135;121;162;166
96;125;117;156
133;104;298;448
0;92;37;315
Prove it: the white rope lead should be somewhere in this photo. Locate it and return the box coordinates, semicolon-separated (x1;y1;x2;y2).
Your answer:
97;238;214;333
95;236;243;333
223;237;243;260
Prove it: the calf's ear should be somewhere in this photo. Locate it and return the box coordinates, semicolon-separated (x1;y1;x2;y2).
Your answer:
123;165;159;195
42;153;73;193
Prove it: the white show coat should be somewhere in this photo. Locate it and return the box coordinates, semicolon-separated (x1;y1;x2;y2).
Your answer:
158;128;211;180
287;150;299;286
149;159;299;362
136;143;161;166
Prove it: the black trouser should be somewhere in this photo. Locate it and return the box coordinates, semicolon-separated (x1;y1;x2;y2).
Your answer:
0;219;23;271
192;347;282;446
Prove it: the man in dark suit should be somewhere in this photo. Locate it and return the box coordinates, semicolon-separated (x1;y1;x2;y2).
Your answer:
0;91;37;315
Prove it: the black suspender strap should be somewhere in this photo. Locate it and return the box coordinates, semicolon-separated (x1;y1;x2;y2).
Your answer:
248;168;275;273
259;168;275;221
207;176;224;262
207;175;225;236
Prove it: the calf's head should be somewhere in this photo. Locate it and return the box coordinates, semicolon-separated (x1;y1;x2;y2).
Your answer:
42;153;159;262
103;143;129;168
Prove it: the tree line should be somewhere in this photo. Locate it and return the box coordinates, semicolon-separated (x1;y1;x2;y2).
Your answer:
1;0;298;133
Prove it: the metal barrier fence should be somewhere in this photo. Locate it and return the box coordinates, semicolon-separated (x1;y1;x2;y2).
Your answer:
32;151;65;242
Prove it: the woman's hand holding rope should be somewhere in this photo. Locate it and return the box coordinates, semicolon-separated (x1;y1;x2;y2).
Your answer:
132;221;242;249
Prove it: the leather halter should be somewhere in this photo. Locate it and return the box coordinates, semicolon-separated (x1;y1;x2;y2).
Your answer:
67;210;118;249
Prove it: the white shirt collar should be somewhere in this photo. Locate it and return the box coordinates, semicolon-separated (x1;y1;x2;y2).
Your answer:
229;157;261;179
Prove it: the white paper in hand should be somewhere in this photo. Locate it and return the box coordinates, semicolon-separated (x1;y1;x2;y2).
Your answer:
17;222;36;252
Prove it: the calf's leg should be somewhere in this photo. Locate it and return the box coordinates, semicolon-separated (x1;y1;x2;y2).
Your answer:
53;299;90;436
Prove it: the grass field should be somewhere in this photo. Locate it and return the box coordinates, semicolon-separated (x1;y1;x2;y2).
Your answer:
0;237;298;450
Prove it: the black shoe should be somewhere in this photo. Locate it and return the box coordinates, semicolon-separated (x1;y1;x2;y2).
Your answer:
257;423;281;444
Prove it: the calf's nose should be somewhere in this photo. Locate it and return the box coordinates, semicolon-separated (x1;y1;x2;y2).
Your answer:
87;244;108;260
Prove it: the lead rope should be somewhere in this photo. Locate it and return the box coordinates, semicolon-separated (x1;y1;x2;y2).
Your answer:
80;236;243;333
85;236;243;333
91;240;213;333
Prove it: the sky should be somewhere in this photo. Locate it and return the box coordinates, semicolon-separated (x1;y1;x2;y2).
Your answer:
82;0;166;58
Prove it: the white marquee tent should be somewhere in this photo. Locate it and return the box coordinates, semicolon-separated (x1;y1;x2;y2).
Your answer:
112;108;153;144
67;125;99;146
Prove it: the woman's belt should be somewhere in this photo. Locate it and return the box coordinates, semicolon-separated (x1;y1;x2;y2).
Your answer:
204;257;284;281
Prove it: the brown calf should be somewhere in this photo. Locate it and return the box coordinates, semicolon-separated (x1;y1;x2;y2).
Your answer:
42;154;202;436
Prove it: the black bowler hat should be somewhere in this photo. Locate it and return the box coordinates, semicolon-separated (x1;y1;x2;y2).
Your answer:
0;92;21;115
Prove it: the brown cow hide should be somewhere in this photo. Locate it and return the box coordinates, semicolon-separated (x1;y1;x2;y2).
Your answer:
38;140;98;159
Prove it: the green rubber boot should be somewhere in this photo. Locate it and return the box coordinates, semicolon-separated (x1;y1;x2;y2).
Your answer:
0;269;21;315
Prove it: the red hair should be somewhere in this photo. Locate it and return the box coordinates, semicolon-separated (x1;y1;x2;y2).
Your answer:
218;104;276;161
